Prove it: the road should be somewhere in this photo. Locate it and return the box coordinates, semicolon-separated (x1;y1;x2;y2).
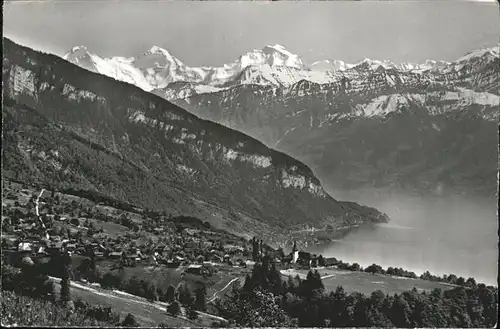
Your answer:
35;188;50;240
35;189;44;217
207;278;239;303
290;228;319;234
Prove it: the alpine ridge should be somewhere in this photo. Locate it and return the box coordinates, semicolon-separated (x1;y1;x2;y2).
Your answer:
3;37;390;245
63;42;499;103
172;46;499;198
62;42;499;198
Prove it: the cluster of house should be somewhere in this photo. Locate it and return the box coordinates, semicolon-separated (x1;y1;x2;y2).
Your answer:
3;222;261;273
286;241;339;269
3;199;340;276
248;239;339;271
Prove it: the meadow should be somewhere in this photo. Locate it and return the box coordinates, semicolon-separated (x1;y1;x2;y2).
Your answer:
285;268;457;295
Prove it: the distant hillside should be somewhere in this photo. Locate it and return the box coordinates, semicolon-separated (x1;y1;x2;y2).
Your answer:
64;40;498;198
2;38;389;242
174;50;499;199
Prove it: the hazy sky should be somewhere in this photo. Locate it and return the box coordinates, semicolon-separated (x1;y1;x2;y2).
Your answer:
4;1;499;66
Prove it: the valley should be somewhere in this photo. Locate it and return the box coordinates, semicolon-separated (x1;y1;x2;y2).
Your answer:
2;1;499;326
3;178;493;327
2;37;390;246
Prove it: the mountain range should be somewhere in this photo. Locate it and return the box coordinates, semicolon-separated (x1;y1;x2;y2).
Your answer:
63;42;499;198
2;37;390;247
63;43;499;97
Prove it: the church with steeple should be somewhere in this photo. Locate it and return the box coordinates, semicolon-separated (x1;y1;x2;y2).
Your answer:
291;240;299;264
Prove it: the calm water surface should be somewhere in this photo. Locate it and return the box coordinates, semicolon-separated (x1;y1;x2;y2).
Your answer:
308;191;498;286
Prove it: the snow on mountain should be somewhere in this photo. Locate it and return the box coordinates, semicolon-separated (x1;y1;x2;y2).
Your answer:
351;89;499;120
455;46;499;64
439;45;499;74
311;60;355;72
311;57;452;74
63;47;153;91
63;44;314;93
63;46;98;72
63;43;499;100
239;44;305;69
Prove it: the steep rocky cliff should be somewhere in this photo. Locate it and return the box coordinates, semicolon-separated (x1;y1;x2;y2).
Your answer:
2;38;389;242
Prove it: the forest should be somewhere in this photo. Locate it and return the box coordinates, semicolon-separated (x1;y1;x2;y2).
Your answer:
215;255;498;328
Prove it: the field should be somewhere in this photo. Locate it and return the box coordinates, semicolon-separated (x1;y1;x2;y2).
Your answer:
49;276;220;327
98;262;248;298
282;268;457;295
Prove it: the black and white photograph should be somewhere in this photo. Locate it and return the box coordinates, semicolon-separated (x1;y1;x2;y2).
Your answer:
1;0;498;327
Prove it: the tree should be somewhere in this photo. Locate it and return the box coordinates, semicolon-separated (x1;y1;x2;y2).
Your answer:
52;226;62;236
299;270;324;297
60;276;71;303
122;313;139;327
167;301;181;316
194;285;207;311
215;287;294;327
446;274;458;284
276;247;285;259
101;272;118;289
87;222;96;237
350;263;361;271
146;282;158;302
318;255;325;267
89;253;97;281
178;284;194;307
187;306;198;320
370;290;386;308
389;294;411;327
456;277;466;286
367;307;393;327
329;286;350;326
242;274;254;293
166;285;176;303
312;270;324;290
60;252;72;304
76;258;91;279
352;293;370;327
465;277;477;287
365;263;384;275
268;263;284;295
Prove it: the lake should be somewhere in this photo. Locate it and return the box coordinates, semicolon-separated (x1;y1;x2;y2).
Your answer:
307;190;498;286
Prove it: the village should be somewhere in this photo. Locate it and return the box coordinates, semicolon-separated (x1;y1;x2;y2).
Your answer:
2;182;341;290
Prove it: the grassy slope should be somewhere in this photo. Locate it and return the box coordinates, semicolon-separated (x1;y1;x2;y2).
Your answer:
286;268;457;296
49;276;200;327
99;262;249;299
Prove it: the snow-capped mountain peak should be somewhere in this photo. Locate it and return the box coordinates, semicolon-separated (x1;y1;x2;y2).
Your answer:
266;44;289;52
238;45;305;69
134;45;184;69
311;60;354;72
456;46;499;63
63;45;91;61
63;43;499;100
352;58;397;71
144;45;179;61
148;45;168;54
68;45;89;54
62;45;100;73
